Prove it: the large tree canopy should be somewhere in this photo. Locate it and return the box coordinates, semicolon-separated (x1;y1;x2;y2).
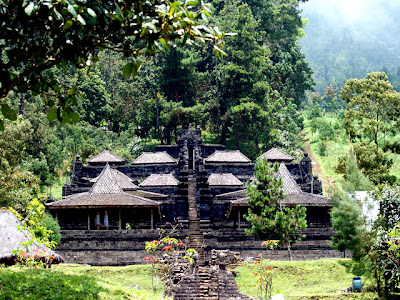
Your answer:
342;72;400;146
0;0;226;127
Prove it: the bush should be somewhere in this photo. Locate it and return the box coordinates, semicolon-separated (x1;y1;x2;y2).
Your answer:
318;140;326;156
39;213;61;245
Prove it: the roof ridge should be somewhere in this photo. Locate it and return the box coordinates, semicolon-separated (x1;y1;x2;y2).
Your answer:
259;147;294;161
88;149;124;163
89;164;123;195
205;150;251;163
132;151;177;164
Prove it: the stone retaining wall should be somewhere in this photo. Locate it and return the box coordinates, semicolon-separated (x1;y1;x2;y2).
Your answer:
57;229;345;266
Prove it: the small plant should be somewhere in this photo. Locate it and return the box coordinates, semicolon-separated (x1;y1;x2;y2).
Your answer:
144;222;198;295
125;223;132;230
11;248;55;268
253;240;280;300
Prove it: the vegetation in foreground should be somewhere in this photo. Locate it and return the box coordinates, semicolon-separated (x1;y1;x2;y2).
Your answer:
234;259;377;299
0;259;380;300
0;264;168;300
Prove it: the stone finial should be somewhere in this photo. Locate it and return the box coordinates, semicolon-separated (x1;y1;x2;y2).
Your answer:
75;154;81;160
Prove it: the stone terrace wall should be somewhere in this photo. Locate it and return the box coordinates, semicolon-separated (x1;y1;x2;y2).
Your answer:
57;229;189;266
57;227;344;266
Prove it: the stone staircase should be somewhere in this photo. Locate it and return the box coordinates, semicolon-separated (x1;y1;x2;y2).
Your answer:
188;172;205;266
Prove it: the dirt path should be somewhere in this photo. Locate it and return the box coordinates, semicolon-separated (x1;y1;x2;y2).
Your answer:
304;140;335;194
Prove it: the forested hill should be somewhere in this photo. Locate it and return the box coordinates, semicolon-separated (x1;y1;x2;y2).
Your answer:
300;0;400;93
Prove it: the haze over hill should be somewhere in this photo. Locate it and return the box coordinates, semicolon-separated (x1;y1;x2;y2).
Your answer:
300;0;400;93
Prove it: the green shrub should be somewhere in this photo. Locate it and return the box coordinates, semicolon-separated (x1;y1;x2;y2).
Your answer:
40;213;61;245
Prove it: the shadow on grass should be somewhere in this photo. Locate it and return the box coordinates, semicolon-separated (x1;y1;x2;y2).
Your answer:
0;267;107;300
338;260;368;277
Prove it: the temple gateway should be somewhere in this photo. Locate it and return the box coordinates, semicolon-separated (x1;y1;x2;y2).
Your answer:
48;128;342;265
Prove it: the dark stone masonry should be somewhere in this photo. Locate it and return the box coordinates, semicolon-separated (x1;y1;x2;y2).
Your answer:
50;127;342;266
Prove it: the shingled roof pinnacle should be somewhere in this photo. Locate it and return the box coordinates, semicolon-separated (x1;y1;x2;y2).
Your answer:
88;149;125;165
89;164;123;195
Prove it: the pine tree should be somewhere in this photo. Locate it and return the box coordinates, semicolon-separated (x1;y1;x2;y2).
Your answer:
245;159;307;260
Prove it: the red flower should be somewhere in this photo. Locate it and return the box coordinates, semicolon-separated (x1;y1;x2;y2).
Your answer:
162;246;173;252
177;242;186;247
254;261;260;264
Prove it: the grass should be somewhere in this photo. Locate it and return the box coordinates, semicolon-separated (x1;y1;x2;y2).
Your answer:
0;264;168;300
1;260;379;299
234;259;377;299
50;180;64;200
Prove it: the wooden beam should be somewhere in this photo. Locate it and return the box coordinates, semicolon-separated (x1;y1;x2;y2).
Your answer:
118;208;122;230
87;210;90;231
151;209;154;229
237;208;241;229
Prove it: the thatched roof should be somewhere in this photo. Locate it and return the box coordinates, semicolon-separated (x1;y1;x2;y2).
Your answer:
47;165;161;211
132;152;177;165
139;174;179;187
88;149;125;166
258;147;294;162
90;169;139;191
208;173;244;187
204;150;251;164
0;210;63;265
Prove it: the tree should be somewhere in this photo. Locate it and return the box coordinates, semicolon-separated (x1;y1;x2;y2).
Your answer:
211;0;271;147
245;159;307;260
330;190;369;260
0;0;226;127
370;184;400;298
336;143;396;185
342;72;400;147
229;101;269;158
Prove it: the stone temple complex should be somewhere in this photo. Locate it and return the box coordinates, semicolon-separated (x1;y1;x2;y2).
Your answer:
48;128;342;266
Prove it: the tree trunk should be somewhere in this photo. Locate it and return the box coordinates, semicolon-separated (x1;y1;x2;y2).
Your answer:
174;125;178;144
220;121;227;145
166;126;171;145
287;240;292;261
156;96;160;141
235;132;240;151
254;137;260;154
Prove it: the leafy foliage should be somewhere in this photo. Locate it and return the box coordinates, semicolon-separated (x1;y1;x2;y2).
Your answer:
336;143;395;185
342;72;400;147
0;0;226;124
330;190;369;260
369;184;400;298
245;159;307;260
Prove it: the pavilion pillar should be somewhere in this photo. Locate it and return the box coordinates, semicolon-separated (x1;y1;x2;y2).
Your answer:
237;208;241;229
87;210;90;231
151;209;154;229
118;208;122;230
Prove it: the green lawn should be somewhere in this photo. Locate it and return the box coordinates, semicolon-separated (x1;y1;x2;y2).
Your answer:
0;264;168;300
234;259;377;299
0;260;378;299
